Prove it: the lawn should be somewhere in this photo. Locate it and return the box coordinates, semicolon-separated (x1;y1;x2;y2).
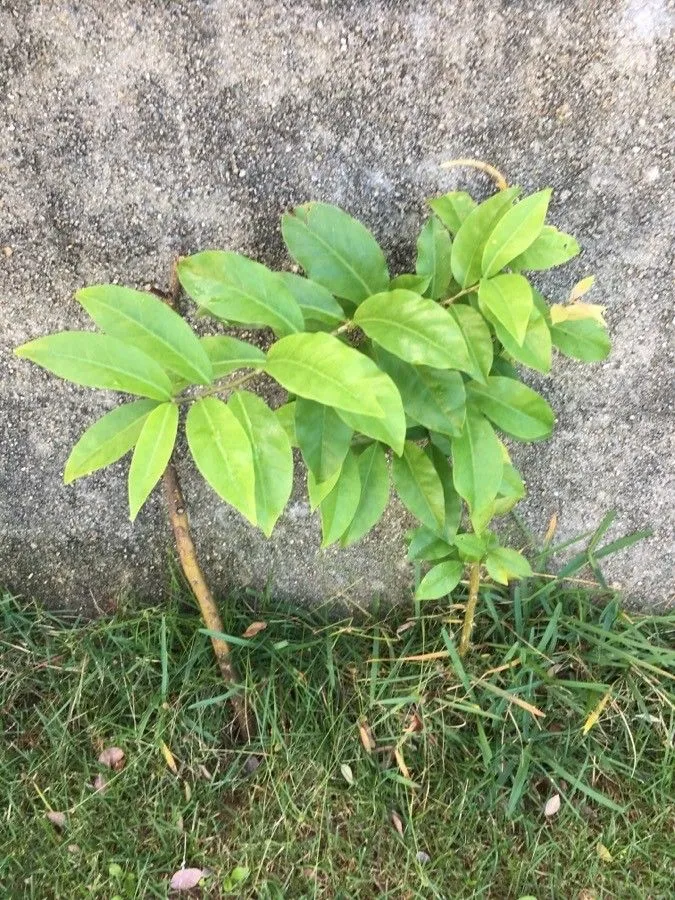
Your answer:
1;561;673;898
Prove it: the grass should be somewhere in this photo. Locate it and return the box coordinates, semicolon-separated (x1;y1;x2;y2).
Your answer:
1;552;673;897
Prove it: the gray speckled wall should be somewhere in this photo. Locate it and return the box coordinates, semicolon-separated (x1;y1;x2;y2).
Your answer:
1;0;673;612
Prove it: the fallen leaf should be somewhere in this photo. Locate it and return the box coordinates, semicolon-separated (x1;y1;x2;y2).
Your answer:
404;708;424;734
243;754;261;775
198;765;212;781
92;774;107;793
169;868;206;891
596;842;613;863
160;740;179;775
242;621;267;639
543;512;558;546
396;620;415;636
46;810;66;829
98;746;125;771
358;720;376;753
394;747;411;780
390;810;404;837
67;844;80;854
416;850;431;864
544;793;561;817
340;763;355;785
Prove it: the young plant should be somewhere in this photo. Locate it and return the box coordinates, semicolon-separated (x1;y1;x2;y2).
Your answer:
15;163;611;702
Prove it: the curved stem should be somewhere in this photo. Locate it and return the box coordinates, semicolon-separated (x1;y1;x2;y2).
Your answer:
163;463;254;739
179;369;262;404
459;563;481;658
440;158;509;192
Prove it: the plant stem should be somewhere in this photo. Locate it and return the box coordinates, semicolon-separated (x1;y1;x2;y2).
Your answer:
161;263;255;740
179;369;261;404
442;283;479;306
459;563;481;657
440;158;509;192
162;464;254;739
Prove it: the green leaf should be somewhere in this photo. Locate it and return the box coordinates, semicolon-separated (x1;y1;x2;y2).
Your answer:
354;290;473;373
427;191;477;237
177;251;304;336
485;547;533;585
307;465;342;510
275;401;298;447
341;444;390;546
454;532;488;561
201;336;265;379
481;189;551;277
451;412;503;532
510;225;580;271
448;304;494;384
128;402;179;521
492;303;552;374
186;397;257;526
281;202;389;304
415;560;464;600
451;187;520;287
426;444;463;542
551;319;611;362
493;464;526;516
295;398;353;482
264;333;393;417
407;526;455;562
478;274;533;346
392;441;445;531
374;347;466;437
319;450;361;547
389;273;431;293
467;376;555;441
15;331;174;401
77;285;213;386
335;375;406;456
415;217;453;300
279;272;346;329
228;391;293;537
64;399;159;484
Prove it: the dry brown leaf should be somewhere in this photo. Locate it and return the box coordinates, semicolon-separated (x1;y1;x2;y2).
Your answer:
390;810;404;837
198;765;212;781
544;793;561;817
404;708;424;734
543;512;558;546
358;720;376;753
396;620;415;636
92;774;107;793
169;868;206;891
160;741;179;775
394;747;411;780
242;621;267;639
98;746;125;771
46;810;66;829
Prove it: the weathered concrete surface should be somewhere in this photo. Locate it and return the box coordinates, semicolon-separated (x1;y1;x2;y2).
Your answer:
1;0;673;612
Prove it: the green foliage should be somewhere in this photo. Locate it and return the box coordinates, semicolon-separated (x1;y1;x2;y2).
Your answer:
15;179;611;592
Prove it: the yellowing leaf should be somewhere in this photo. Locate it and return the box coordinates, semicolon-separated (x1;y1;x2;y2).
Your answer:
543;512;558;546
550;303;606;326
160;740;179;775
358;720;376;753
569;274;595;302
596;842;613;863
582;689;612;735
394;746;411;780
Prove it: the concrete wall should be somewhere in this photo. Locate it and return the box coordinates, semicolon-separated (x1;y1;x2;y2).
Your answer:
1;0;673;613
